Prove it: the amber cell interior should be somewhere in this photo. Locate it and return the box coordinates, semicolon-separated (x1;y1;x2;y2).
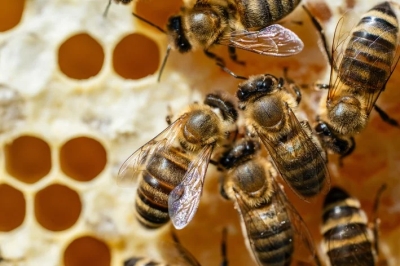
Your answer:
0;0;25;32
0;184;26;232
63;236;111;266
5;135;52;184
58;33;104;80
59;137;107;182
34;184;81;231
135;0;183;30
112;33;159;79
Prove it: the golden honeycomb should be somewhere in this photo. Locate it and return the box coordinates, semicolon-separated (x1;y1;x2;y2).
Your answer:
0;0;399;265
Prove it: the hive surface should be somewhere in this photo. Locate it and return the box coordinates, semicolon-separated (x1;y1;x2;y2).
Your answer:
0;0;400;265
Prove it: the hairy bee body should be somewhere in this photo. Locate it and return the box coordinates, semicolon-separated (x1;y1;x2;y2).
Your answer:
220;139;318;266
236;0;301;29
321;187;376;266
118;94;237;229
326;1;399;135
237;74;329;199
124;257;169;266
136;147;191;228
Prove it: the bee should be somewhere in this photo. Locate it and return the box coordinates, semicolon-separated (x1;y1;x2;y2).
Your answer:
236;73;329;200
117;93;237;229
219;138;320;266
133;0;304;81
309;1;400;159
321;185;387;266
103;0;132;17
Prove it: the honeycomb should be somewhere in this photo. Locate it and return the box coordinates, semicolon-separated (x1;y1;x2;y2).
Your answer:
0;0;399;265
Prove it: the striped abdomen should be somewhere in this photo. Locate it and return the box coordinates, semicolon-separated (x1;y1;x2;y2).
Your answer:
236;0;301;29
136;148;190;229
271;127;327;198
243;191;294;266
338;1;398;93
321;187;376;266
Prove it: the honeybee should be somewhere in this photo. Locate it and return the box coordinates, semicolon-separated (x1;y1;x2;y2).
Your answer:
133;0;304;81
321;185;387;266
117;93;237;229
236;74;329;200
219;138;321;266
311;1;400;159
103;0;132;17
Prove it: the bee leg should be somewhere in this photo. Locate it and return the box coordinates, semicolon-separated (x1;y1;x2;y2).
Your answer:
165;105;173;126
204;49;226;67
219;176;230;200
221;227;229;266
372;184;387;257
283;67;302;104
302;5;332;68
103;0;112;17
374;105;400;128
215;62;247;80
228;46;245;65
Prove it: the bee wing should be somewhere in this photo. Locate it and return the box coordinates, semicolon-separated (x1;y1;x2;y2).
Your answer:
257;106;330;201
328;12;359;101
157;239;201;266
217;24;304;56
168;144;214;230
116;115;187;187
274;183;321;265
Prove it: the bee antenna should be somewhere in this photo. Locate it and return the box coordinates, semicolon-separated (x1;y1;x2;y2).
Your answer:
216;62;247;80
131;13;166;34
103;0;112;17
157;45;172;82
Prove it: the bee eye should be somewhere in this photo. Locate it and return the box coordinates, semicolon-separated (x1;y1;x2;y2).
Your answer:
256;78;273;92
315;123;331;136
236;89;247;101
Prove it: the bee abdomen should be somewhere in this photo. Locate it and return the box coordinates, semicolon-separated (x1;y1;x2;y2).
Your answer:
339;1;398;92
238;0;301;29
327;241;375;266
246;207;294;266
135;150;190;229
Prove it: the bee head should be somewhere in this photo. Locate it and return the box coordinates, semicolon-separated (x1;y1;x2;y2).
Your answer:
167;16;192;53
219;139;259;170
314;121;332;137
237;74;279;102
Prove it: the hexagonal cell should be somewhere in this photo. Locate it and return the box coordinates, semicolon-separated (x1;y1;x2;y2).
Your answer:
59;136;107;182
135;0;183;30
113;33;159;80
5;135;51;184
58;33;104;80
0;0;25;32
63;236;111;266
34;183;81;231
0;184;26;232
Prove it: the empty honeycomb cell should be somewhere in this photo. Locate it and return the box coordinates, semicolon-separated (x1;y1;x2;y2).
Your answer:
113;33;159;79
0;0;25;32
58;33;104;80
0;184;25;232
34;184;81;231
135;0;183;30
5;135;51;184
59;136;107;182
63;236;111;266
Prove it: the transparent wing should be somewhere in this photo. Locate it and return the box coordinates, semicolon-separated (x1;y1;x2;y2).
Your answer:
274;183;321;265
328;12;358;101
157;236;201;266
168;144;214;229
116;114;187;187
257;106;330;201
217;24;304;57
